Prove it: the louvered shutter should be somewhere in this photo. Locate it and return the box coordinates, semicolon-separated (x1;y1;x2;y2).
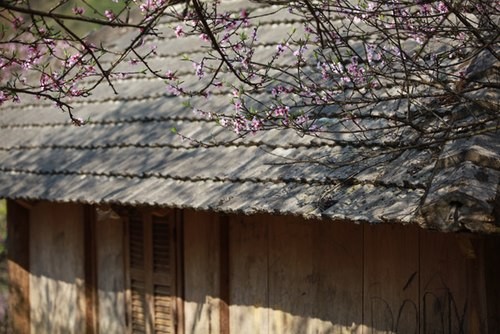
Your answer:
126;210;177;334
152;215;176;334
129;212;147;333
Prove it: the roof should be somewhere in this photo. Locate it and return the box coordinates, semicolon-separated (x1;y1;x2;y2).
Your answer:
0;1;499;233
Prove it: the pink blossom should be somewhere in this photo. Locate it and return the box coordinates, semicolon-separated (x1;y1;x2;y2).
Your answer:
200;33;209;42
72;117;85;126
295;115;309;125
175;25;184;38
193;61;204;78
140;0;164;13
66;54;82;67
12;17;23;28
251;117;263;132
72;7;85;15
346;57;366;84
104;10;115;21
276;43;285;55
165;70;176;80
85;65;96;74
419;4;432;15
232;117;246;134
437;2;448;13
0;91;8;105
274;105;289;117
70;86;83;96
240;9;248;19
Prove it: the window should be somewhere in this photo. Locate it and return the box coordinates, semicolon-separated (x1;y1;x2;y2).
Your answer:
125;209;179;334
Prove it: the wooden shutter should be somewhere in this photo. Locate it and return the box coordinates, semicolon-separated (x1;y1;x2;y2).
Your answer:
125;209;177;334
152;215;176;333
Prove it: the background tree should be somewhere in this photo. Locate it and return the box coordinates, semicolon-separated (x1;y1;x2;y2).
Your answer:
0;0;498;150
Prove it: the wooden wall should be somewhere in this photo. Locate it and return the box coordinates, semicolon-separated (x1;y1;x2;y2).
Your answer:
95;208;127;333
11;203;497;333
7;200;30;334
182;212;497;334
29;202;86;333
228;215;364;334
183;210;223;334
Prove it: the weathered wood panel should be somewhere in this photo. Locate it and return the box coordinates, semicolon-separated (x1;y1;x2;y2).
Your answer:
229;216;364;334
219;216;230;334
7;200;30;334
183;210;221;334
84;206;98;334
29;202;86;333
311;220;363;334
180;210;492;334
364;224;419;334
229;215;269;334
268;216;315;334
420;231;487;334
484;234;500;333
95;207;127;333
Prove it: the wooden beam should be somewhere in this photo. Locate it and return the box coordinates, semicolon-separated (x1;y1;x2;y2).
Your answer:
84;205;98;334
7;200;30;334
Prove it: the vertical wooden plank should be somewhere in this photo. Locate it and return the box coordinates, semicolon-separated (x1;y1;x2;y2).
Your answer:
420;231;487;334
229;214;269;334
95;207;127;333
219;216;230;334
84;205;98;334
465;237;487;334
312;220;364;333
484;234;500;333
6;200;30;334
364;224;419;334
123;215;133;334
29;202;86;333
143;213;154;334
268;215;315;334
175;209;185;334
183;210;220;334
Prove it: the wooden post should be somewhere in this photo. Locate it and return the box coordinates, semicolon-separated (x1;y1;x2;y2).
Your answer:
7;200;30;334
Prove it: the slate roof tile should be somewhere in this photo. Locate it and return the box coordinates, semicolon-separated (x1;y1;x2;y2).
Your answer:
0;0;498;233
